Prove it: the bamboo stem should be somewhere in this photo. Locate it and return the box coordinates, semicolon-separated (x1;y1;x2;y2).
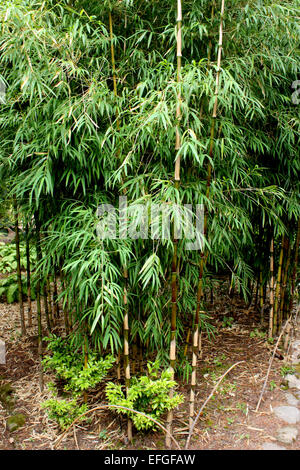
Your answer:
34;213;44;392
268;236;274;339
183;328;190;357
46;277;54;328
25;222;32;328
13;196;26;336
165;0;182;448
288;218;300;315
43;281;52;333
109;8;132;441
259;268;264;325
189;0;225;431
123;267;132;442
109;10;119;131
53;269;59;319
273;234;284;335
279;239;291;324
83;333;88;404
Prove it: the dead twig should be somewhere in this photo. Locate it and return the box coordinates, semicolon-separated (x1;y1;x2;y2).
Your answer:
185;360;245;449
255;317;291;412
73;425;79;450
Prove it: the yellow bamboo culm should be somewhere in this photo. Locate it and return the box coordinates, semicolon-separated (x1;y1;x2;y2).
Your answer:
183;328;191;357
279;239;291;324
14;196;26;336
165;0;182;448
259;269;264;325
123;267;132;442
109;8;132;441
273;234;285;335
189;0;226;434
268;236;274;339
288;218;300;316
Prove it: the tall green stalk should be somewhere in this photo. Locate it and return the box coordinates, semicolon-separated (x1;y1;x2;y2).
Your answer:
25;222;32;328
13;196;26;336
189;0;225;430
166;0;182;448
273;234;284;335
268;235;274;339
109;7;132;441
288;218;300;316
34;213;44;392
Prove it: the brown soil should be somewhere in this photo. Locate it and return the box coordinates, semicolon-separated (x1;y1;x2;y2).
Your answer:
0;291;299;451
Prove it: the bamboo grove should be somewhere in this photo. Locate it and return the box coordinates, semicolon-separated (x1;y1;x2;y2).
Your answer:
0;0;299;446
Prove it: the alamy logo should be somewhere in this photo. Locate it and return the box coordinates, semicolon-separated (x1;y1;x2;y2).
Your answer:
96;197;204;251
0;78;6;104
291;80;300;105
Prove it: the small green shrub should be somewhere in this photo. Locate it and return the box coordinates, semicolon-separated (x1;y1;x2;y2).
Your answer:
280;365;295;377
222;316;234;328
250;328;266;339
41;335;116;429
105;361;184;431
43;334;116;394
41;398;88;430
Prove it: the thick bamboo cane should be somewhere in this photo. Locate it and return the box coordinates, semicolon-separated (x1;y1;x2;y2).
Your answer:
13;196;26;336
189;0;225;431
53;269;60;319
25;222;32;328
288;218;300;316
165;0;182;448
59;268;69;334
43;281;52;333
83;334;88;404
109;9;132;441
279;239;291;324
46;277;54;328
273;234;284;335
123;267;132;441
268;236;274;339
259;268;264;325
34;213;44;392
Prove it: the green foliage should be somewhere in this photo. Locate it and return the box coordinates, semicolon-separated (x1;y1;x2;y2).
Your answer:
236;402;248;415
105;361;184;431
0;0;299;368
0;242;36;274
43;334;115;394
222;316;234;329
0;272;39;303
249;328;266;339
280;365;295;377
269;380;277;391
213;354;227;368
42;334;115;429
41;398;88;430
177;357;193;384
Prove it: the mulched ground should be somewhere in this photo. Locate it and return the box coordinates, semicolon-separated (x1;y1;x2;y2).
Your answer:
0;284;299;451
